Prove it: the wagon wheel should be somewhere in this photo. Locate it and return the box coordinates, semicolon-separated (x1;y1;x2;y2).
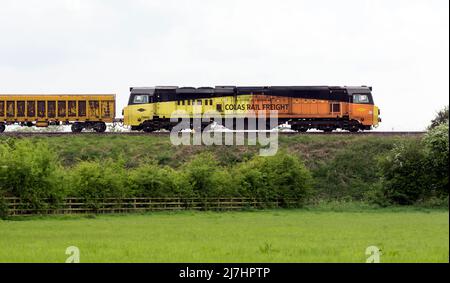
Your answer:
292;124;308;132
71;123;83;133
93;122;107;133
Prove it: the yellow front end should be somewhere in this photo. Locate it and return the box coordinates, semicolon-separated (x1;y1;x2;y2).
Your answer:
373;105;380;128
123;103;154;127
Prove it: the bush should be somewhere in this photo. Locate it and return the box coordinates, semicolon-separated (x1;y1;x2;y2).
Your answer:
0;139;65;209
378;140;429;205
422;122;449;197
429;106;449;129
234;152;313;205
68;160;130;203
376;123;449;205
182;153;237;197
129;162;192;197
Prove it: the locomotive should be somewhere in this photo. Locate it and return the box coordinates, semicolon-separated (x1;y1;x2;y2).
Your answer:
123;86;381;132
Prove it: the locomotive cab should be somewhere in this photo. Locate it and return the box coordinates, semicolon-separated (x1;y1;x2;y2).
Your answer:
123;87;155;129
346;86;380;129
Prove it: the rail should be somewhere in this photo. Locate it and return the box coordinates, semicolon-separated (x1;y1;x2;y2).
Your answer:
0;131;426;137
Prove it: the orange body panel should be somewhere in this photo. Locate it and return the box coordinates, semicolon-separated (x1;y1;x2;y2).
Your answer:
249;95;374;126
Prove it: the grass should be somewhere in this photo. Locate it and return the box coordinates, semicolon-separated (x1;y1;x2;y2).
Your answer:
0;208;448;263
1;134;413;168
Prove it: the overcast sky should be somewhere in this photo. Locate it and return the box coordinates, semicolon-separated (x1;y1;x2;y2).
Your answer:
0;0;448;130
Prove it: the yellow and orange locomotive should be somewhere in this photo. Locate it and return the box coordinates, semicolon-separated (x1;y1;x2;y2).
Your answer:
123;85;381;132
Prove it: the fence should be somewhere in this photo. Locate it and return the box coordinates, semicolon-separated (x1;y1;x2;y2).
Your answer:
1;197;303;216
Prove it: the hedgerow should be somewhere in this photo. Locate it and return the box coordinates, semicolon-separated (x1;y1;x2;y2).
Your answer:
0;140;314;209
0;122;448;210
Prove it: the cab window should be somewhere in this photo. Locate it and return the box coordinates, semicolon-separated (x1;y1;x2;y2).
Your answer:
133;95;149;104
353;94;369;104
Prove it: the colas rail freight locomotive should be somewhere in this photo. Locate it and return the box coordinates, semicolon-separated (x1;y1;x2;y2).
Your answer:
0;85;381;133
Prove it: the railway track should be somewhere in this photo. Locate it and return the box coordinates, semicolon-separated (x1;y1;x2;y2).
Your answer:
0;131;426;137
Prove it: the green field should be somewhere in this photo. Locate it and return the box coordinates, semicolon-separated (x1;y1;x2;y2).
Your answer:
0;208;448;263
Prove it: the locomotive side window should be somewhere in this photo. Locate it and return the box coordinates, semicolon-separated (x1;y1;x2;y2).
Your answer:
330;103;340;113
353;94;369;104
133;95;149;104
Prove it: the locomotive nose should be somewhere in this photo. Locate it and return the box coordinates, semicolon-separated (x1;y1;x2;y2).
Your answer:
373;106;381;126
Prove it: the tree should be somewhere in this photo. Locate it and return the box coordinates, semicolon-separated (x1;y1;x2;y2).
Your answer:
429;106;449;129
423;122;449;196
378;140;428;205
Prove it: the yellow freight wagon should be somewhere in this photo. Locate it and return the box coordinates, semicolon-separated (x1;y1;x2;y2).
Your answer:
0;94;115;133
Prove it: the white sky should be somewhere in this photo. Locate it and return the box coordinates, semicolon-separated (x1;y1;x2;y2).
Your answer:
0;0;448;130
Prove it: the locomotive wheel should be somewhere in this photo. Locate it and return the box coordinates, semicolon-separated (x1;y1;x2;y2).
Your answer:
0;124;5;133
93;122;107;133
322;128;333;133
291;124;308;132
71;123;83;133
349;127;359;133
142;126;154;132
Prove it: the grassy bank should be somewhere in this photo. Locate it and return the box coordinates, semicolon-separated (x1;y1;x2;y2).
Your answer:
2;134;413;168
0;208;447;263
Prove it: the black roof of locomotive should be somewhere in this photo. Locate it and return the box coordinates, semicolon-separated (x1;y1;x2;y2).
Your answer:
130;86;371;94
129;86;373;103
